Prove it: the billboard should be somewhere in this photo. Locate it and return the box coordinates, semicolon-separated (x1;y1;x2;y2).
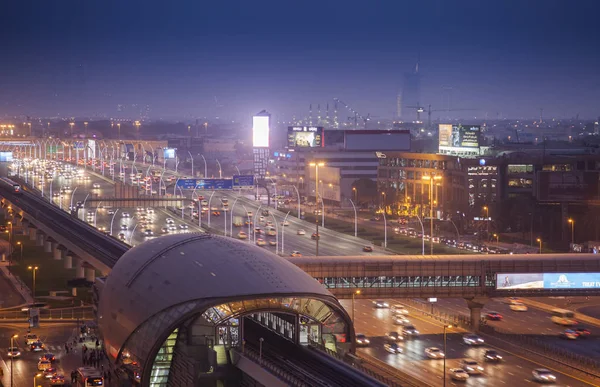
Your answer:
439;124;480;153
232;175;255;189
287;126;324;148
496;272;600;290
87;139;96;159
252;115;270;148
344;130;410;151
164;148;176;159
176;178;233;190
537;171;600;202
0;152;13;162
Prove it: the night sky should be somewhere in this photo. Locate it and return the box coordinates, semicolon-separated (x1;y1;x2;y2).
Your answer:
0;0;598;121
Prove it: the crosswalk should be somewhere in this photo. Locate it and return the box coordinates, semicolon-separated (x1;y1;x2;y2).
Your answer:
12;344;65;353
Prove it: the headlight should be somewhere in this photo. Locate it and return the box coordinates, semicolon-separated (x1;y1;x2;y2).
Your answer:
364;339;370;343
466;367;473;371
477;367;484;370
497;355;502;359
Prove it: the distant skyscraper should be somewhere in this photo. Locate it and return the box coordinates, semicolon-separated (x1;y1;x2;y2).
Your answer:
396;93;402;119
401;62;421;122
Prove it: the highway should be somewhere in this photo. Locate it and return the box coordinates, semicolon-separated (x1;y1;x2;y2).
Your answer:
339;298;595;386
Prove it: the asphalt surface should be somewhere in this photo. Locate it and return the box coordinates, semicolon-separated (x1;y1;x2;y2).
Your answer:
340;298;595;387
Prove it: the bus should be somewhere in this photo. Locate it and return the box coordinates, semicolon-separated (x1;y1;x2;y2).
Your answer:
76;367;104;386
550;308;577;326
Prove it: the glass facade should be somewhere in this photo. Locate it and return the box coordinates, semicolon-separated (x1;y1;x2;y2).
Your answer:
149;329;178;387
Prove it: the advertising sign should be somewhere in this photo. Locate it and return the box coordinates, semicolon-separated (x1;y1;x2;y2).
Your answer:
439;124;480;154
496;272;600;290
163;148;176;159
287;126;324;148
252;115;270;148
176;179;233;190
233;175;255;189
87;139;96;159
0;151;13;162
74;141;85;150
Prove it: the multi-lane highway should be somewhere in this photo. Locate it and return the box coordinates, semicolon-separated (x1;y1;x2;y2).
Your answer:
339;298;595;386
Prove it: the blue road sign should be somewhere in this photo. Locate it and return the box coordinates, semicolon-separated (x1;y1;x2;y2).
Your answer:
177;178;233;190
233;175;254;188
176;179;197;190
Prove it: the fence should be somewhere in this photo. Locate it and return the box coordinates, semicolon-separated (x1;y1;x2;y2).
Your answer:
0;306;94;321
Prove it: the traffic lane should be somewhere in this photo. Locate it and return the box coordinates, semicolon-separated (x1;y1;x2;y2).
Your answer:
0;324;75;387
433;298;600;358
345;299;592;387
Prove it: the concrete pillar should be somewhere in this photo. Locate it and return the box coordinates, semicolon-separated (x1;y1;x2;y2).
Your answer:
14;217;22;227
64;252;73;269
85;267;96;283
74;258;85;278
466;298;488;332
28;226;37;241
53;245;64;260
72;288;77;297
36;232;45;247
44;238;54;253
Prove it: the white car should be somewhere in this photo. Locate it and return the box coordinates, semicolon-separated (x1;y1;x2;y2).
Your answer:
391;304;409;315
393;316;410;326
532;368;557;383
166;218;174;224
425;347;445;359
355;334;370;347
460;359;484;375
143;229;154;237
122;212;130;218
463;334;485;345
384;343;402;354
282;220;289;226
297;229;306;235
92;183;100;188
373;300;389;308
450;368;469;381
510;302;528;312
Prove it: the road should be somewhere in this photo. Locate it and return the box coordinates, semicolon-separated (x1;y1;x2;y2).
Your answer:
339;298;595;387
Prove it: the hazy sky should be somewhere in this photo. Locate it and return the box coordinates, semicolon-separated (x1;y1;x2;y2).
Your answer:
0;0;598;121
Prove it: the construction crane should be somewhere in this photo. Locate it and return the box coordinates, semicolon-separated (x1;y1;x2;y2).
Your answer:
406;104;426;123
426;105;478;127
334;97;375;128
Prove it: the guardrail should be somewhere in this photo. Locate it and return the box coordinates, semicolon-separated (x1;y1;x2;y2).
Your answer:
0;306;94;321
239;346;310;387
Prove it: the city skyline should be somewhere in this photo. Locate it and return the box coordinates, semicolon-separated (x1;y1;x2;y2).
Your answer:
0;0;598;121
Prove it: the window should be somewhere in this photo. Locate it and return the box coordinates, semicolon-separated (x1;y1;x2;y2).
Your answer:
507;164;533;174
407;171;414;180
543;164;572;172
479;179;488;189
508;178;533;188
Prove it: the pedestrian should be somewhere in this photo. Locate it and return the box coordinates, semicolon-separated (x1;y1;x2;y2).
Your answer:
65;343;69;354
96;338;100;348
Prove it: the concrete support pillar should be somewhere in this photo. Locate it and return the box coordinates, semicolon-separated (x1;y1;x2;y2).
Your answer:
85;267;96;283
73;257;85;278
44;238;54;253
36;232;45;247
28;226;37;241
14;217;22;227
53;244;64;260
2;207;8;217
64;252;73;269
466;297;488;332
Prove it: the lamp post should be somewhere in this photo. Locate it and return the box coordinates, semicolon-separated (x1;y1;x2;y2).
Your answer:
187;151;194;177
259;337;264;364
110;209;120;236
493;233;499;245
483;205;489;237
537;238;542;254
423;174;442;255
351;290;361;322
16;241;22;260
200;154;207;177
443;325;452;387
415;214;425;255
352;186;357;203
309;162;325;256
34;373;42;387
94;201;103;228
348;198;358;237
28;265;39;302
10;333;18;387
281;211;290;254
215;159;222;178
568;218;574;247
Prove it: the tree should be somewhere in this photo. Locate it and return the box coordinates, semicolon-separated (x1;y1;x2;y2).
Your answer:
351;178;377;205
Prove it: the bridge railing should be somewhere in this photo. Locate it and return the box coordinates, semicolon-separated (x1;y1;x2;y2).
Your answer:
0;306;94;321
237;346;310;387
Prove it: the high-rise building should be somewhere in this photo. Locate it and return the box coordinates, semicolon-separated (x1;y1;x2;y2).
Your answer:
396;93;402;119
401;62;421;122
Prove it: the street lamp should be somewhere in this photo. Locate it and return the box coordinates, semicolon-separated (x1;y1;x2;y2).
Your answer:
443;325;452;387
28;265;39;300
16;241;22;260
352;186;357;202
34;373;42;387
309;162;325;256
422;174;442;255
10;333;18;387
493;233;499;245
568;218;574;247
483;205;489;236
351;289;361;321
537;238;542;254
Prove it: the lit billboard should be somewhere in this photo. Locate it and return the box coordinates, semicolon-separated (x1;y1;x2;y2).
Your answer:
0;152;13;162
439;124;480;154
496;273;600;290
163;148;176;159
252;115;270;148
287;126;324;148
87;139;96;159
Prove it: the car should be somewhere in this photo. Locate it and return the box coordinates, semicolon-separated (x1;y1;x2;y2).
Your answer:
143;229;154;237
168;224;177;231
391;304;409;315
256;238;267;246
290;251;302;257
393;316;411;325
38;359;52;370
166;218;174;224
31;341;45;351
386;332;403;341
254;228;263;235
363;246;373;252
311;233;320;240
402;325;419;337
505;297;522;305
450;368;470;381
373;300;389;308
118;233;126;241
425;347;445;359
460;359;484;375
247;211;253;217
559;329;579;340
212;211;221;216
463;334;485;345
7;347;20;358
384;342;402;354
107;209;116;215
25;333;39;345
509;302;528;312
122;212;130;218
282;220;289;226
259;216;265;223
484;349;503;362
161;227;169;234
269;240;277;246
355;334;370;347
238;232;248;239
49;374;66;385
532;368;557;383
146;208;154;214
486;311;503;320
92;183;100;188
297;229;306;235
43;367;58;378
40;353;56;362
178;224;189;230
574;327;591;337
